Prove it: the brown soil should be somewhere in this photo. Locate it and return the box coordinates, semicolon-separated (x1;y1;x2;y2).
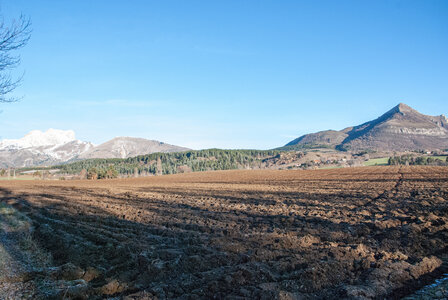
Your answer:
0;166;447;299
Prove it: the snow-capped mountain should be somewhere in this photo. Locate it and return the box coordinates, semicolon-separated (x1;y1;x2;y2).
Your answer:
0;129;189;168
0;129;94;168
0;129;78;148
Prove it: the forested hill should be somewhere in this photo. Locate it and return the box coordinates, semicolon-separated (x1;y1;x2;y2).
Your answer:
56;149;281;177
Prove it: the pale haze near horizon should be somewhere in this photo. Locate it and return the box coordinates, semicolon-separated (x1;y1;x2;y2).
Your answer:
0;0;447;149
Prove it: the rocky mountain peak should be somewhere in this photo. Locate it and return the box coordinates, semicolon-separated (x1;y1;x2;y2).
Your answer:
0;129;77;149
383;103;418;118
283;103;448;151
396;103;414;113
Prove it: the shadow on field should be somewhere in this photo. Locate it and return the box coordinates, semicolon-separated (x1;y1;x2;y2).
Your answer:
0;181;447;299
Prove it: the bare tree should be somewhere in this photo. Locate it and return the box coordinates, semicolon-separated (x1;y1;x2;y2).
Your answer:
0;15;31;103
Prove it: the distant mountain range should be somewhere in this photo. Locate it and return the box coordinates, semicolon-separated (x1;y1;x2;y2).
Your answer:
0;129;189;168
282;103;448;152
78;137;189;159
1;103;447;168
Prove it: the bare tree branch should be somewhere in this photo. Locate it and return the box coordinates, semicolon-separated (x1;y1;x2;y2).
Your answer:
0;15;31;103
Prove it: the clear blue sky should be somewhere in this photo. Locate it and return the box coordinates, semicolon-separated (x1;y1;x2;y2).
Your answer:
0;0;447;149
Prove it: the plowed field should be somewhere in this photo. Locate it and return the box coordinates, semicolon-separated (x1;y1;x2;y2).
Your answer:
1;166;448;299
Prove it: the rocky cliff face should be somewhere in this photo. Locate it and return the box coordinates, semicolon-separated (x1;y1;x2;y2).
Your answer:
284;103;448;151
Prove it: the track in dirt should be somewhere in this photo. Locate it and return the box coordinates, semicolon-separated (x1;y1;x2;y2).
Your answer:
1;166;447;299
